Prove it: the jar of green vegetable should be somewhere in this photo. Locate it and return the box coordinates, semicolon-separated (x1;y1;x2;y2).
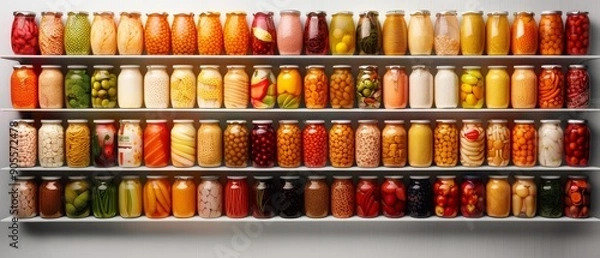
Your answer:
92;175;117;218
65;176;91;218
356;11;382;55
539;175;563;218
91;65;117;108
356;65;381;108
65;65;91;108
64;11;91;55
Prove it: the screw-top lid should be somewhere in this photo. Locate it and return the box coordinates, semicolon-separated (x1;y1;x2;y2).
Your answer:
93;65;114;69
410;10;430;16
305;120;325;124
226;120;247;124
147;175;168;179
409;176;430;180
462;11;483;15
281;10;301;15
514;120;535;124
567;119;586;124
308;175;326;180
254;176;273;180
541;10;562;15
384;175;403;179
569;65;586;69
436;119;457;123
514;175;535;179
436;66;456;69
227;176;247;180
13;11;36;16
541;65;562;69
540;120;561;124
93;119;115;124
121;175;140;180
279;120;299;124
411;120;431;124
175;176;194;180
173;65;193;69
68;176;87;180
199;119;220;123
333;176;353;179
253;65;273;69
332;120;352;124
358;120;378;124
488;119;508;123
200;175;219;180
437;10;457;16
359;176;378;180
568;175;587;179
462;66;481;69
67;65;88;69
16;176;35;180
487;11;509;16
332;65;352;69
13;119;34;123
173;119;194;123
462;119;483;123
67;119;88;123
120;65;140;69
121;119;141;123
384;120;404;124
41;65;61;69
200;65;219;69
41;176;61;180
147;119;168;123
41;120;62;124
489;175;509;179
281;176;300;180
386;10;405;16
437;175;456;179
541;175;560;179
513;65;535;69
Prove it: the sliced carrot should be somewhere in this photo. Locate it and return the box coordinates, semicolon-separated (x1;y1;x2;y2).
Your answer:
570;192;582;204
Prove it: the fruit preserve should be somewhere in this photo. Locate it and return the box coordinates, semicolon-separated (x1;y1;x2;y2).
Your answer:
277;10;303;55
408;120;432;167
382;10;407;55
331;176;354;218
304;65;328;108
277;120;302;168
460;119;485;167
355;120;380;168
564;175;590;218
251;12;277;55
279;176;304;218
486;175;510;218
381;176;406;217
512;120;537;167
407;176;433;218
11;11;39;55
171;13;197;55
356;176;380;218
250;65;276;108
251;120;276;168
381;120;407;167
197;120;222;168
566;11;590;55
566;65;589;108
144;13;170;55
511;12;538;55
92;120;116;167
330;11;356;55
304;11;329;55
356;65;381;108
224;120;249;168
303;120;328;168
434;176;458;218
461;175;485;218
277;65;302;108
197;12;224;55
329;120;354;168
434;120;458;167
512;175;537;218
251;176;276;218
539;11;564;55
564;120;590;167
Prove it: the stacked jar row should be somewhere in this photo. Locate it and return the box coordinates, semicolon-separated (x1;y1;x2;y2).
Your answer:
12;174;590;219
11;63;590;109
11;118;591;169
12;9;590;55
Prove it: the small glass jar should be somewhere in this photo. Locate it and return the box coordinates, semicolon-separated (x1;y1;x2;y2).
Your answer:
355;176;380;218
460;11;485;55
224;65;249;108
144;120;170;168
305;176;329;218
511;65;537;108
144;175;171;218
224;12;249;55
380;176;405;217
434;66;458;108
304;65;328;108
460;175;485;218
408;10;433;55
279;176;304;218
39;11;64;55
197;65;223;108
117;12;143;55
11;119;37;168
486;11;510;55
117;65;143;108
11;65;37;109
539;11;564;55
91;65;117;108
566;11;590;55
14;176;37;218
433;120;458;167
538;176;563;218
118;175;143;218
356;65;381;108
251;120;276;168
172;176;196;218
565;120;590;167
512;175;537;218
511;12;538;55
197;12;224;55
117;119;143;168
92;176;117;218
224;120;249;168
198;176;223;218
355;120;380;168
382;10;407;55
225;176;249;218
38;120;64;168
39;176;63;218
11;11;39;54
65;119;90;168
144;65;170;108
277;10;303;55
460;119;485;167
304;11;329;55
92;120;116;167
251;12;277;55
486;175;510;218
171;13;197;55
381;120;407;167
564;175;590;218
331;176;354;218
407;176;432;218
538;120;563;167
408;120;433;167
65;65;91;108
409;65;433;108
356;11;382;55
251;176;277;218
566;65;589;108
171;120;196;168
197;120;223;168
434;176;458;218
512;120;537;167
486;119;510;167
330;65;354;108
303;120;328;168
460;66;484;108
277;120;302;168
330;11;356;55
485;66;510;108
171;65;196;108
64;11;91;55
90;12;117;55
65;176;90;218
329;120;354;168
434;10;460;55
144;12;171;55
383;65;408;109
250;65;276;109
39;65;64;109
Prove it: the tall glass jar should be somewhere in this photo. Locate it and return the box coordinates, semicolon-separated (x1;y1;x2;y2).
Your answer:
486;175;510;218
39;176;63;218
331;176;354;218
460;66;484;108
485;66;510;108
11;65;37;109
11;119;37;168
566;65;589;108
144;175;171;218
198;65;223;108
565;120;590;167
460;119;485;167
486;12;510;55
39;11;64;55
118;65;143;108
277;10;303;55
13;176;37;218
538;65;564;108
330;65;354;108
224;120;249;168
538;120;563;167
224;65;249;108
144;65;169;108
171;13;197;55
251;65;276;109
383;65;408;109
251;12;277;55
434;176;459;217
65;119;90;168
305;176;329;218
279;176;304;218
564;175;590;218
486;120;510;167
64;11;91;55
409;65;433;108
434;11;460;55
144;12;170;55
251;120;276;168
407;176;432;217
11;11;38;54
172;176;196;218
355;120;380;168
330;11;355;55
381;176;406;217
91;65;117;108
92;120;116;167
434;66;458;108
171;65;196;108
65;65;91;108
566;11;590;55
408;120;433;167
433;120;458;167
117;119;143;168
538;176;562;218
512;175;537;218
511;12;538;55
277;120;302;168
329;120;354;168
383;10;407;55
382;120;406;167
197;12;224;55
144;120;170;168
303;120;328;168
171;120;196;168
408;10;433;55
92;175;117;218
277;65;302;108
251;176;276;218
90;12;117;55
356;65;381;108
39;65;64;109
460;11;485;55
304;65;328;108
198;176;223;218
224;12;249;55
511;65;537;108
225;176;249;218
356;176;380;218
539;11;564;55
117;12;143;55
197;120;222;168
38;120;64;168
356;11;382;55
460;175;485;218
304;11;329;55
118;175;143;218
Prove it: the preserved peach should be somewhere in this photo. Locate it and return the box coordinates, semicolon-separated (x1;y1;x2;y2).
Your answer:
382;120;407;167
434;120;458;167
330;65;354;108
304;65;328;108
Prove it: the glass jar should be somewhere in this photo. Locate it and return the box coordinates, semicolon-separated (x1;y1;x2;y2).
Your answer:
511;12;538;55
277;120;302;168
64;11;91;55
460;66;484;108
11;65;37;109
251;120;276;168
277;10;303;55
92;176;117;218
330;65;354;108
225;176;249;218
434;120;458;167
304;11;329;55
512;175;537;218
565;120;590;167
460;175;485;218
64;176;90;218
118;175;143;218
303;120;328;168
486;120;510;167
197;12;224;55
117;12;143;55
251;12;277;55
277;65;302;108
539;176;562;218
279;176;304;218
11;11;38;54
407;176;432;217
223;12;249;55
171;65;196;108
539;11;564;55
172;176;196;218
331;176;354;218
356;11;382;55
39;11;64;55
355;120;380;168
197;120;223;168
566;11;590;55
198;176;223;218
39;65;64;109
434;176;458;218
381;120;406;167
383;65;408;109
538;65;564;108
171;120;196;168
224;120;249;168
38;120;64;168
251;176;276;218
144;65;169;108
304;65;328;109
355;176;380;218
65;65;91;108
409;65;433;108
330;11;355;55
355;66;382;108
144;175;171;218
90;12;117;55
91;65;117;108
197;65;223;108
408;10;433;55
118;119;143;168
14;176;37;218
118;65;143;108
486;175;510;218
486;11;510;55
511;65;537;108
171;13;197;55
434;66;458;108
11;120;37;168
143;120;170;168
408;120;433;167
144;12;170;55
251;65;276;109
565;175;590;218
538;120;563;167
92;120;116;167
460;119;485;167
485;66;510;108
380;176;405;217
460;11;485;55
566;65;589;108
328;120;354;168
434;11;460;55
65;119;90;168
382;10;407;55
304;176;329;218
224;65;249;108
39;176;63;218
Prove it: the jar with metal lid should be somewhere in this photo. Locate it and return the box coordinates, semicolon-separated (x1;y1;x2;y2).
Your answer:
144;65;169;108
172;176;196;218
565;175;590;218
39;176;63;218
279;176;304;218
92;120;116;167
329;11;355;55
304;65;328;108
381;176;405;217
144;120;170;168
11;119;37;168
434;66;458;108
65;119;90;168
460;119;485;167
356;65;381;108
486;11;510;55
197;12;224;55
511;12;538;55
383;65;408;109
539;175;562;218
407;176;432;217
39;65;64;109
486;66;510;108
117;12;143;55
250;65;276;109
197;65;223;108
512;175;537;218
539;11;564;55
277;120;302;168
460;66;484;108
434;175;458;217
304;11;329;55
355;120;380;168
225;176;249;218
171;120;196;168
171;13;197;55
198;175;223;218
303;120;328;168
566;65;589;108
39;11;64;55
64;11;91;55
434;10;460;55
144;175;171;218
381;120;406;167
460;11;485;55
331;176;354;218
224;120;249;168
408;120;432;167
118;119;143;168
330;65;354;108
408;10;433;55
409;65;433;108
486;175;510;218
383;10;407;55
251;176;276;218
13;176;37;218
538;120;563;167
328;120;354;168
224;65;249;108
511;65;537;108
65;65;91;108
117;65;143;108
277;65;302;109
305;175;329;218
566;11;590;55
251;120;276;168
11;65;37;109
224;12;249;55
144;12;170;55
65;176;90;218
171;65;196;108
197;120;222;168
486;119;510;167
251;12;277;55
92;176;117;218
91;65;117;108
278;10;303;55
434;120;458;167
356;11;382;55
512;120;537;167
118;175;143;218
565;120;590;167
38;120;64;168
90;12;117;55
355;176;380;218
460;175;485;218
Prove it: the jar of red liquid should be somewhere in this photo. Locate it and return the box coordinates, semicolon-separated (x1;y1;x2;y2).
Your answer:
144;12;171;55
277;10;303;55
251;12;277;55
171;13;197;55
144;120;170;168
225;176;249;218
39;176;63;218
251;120;276;168
564;120;590;167
11;11;39;55
11;65;38;109
380;176;406;218
303;120;328;168
460;175;485;218
356;176;380;218
566;11;590;55
304;11;329;55
564;175;590;218
538;65;564;108
434;175;458;218
566;65;589;108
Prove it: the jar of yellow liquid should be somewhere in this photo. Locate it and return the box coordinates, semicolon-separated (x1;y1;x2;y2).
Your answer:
408;120;432;167
460;11;485;55
329;11;355;55
485;66;510;108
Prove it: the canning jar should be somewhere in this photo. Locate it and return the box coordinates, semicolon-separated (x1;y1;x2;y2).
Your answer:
408;10;433;55
460;66;484;108
407;176;432;217
90;12;117;55
434;120;458;167
11;120;36;168
92;120;116;167
409;65;433;108
538;65;564;108
118;175;143;218
356;176;380;218
224;65;249;108
539;11;564;55
197;12;224;55
144;175;171;218
330;65;354;108
11;65;37;109
356;11;382;55
486;175;510;218
303;120;328;168
171;120;196;168
434;11;460;55
355;120;380;168
118;65;143;108
460;11;485;55
277;10;303;55
144;12;170;55
538;176;562;218
408;120;433;167
197;120;222;168
117;12;143;55
251;120;276;168
65;65;91;108
143;120;170;168
11;11;38;54
277;120;302;168
538;120;563;167
383;10;407;55
331;176;354;218
250;65;276;108
197;65;223;108
565;120;590;167
460;175;485;218
486;12;510;55
38;120;64;168
251;176;276;218
224;120;249;168
566;11;590;55
511;65;537;108
486;66;510;108
565;175;590;218
39;65;63;108
277;65;302;108
14;176;37;218
171;13;197;55
356;65;381;108
64;11;91;55
92;176;117;218
460;119;485;167
279;176;304;218
91;65;117;108
171;65;196;108
65;119;90;168
251;12;277;55
172;176;196;218
380;176;405;217
304;65;328;108
511;12;538;55
198;176;223;218
39;176;63;218
224;12;249;55
383;65;408;108
486;120;510;167
144;65;169;108
566;65;589;108
305;176;329;218
225;176;249;218
434;66;458;108
328;120;354;168
117;119;143;168
512;175;537;218
381;120;406;167
39;11;64;55
330;11;355;55
434;176;458;217
304;11;329;55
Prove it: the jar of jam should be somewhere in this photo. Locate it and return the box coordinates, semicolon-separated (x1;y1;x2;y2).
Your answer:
277;65;302;109
407;176;432;218
408;10;433;55
511;12;538;55
92;120;116;167
172;176;196;218
65;119;90;168
90;12;117;55
460;119;485;167
511;65;537;108
144;175;171;218
304;11;329;55
380;176;405;217
39;176;63;218
434;66;458;108
330;11;355;55
355;176;380;218
197;120;222;168
250;65;276;109
198;176;223;218
356;11;382;55
409;65;434;108
486;11;510;55
224;120;249;168
460;175;485;218
331;176;354;218
566;11;590;55
539;176;563;218
408;120;433;167
91;65;117;108
565;120;590;167
251;120;276;168
11;119;37;168
277;120;302;168
197;65;223;108
64;11;91;55
566;65;589;108
328;120;353;168
355;120;380;168
92;176;117;218
434;176;458;218
486;175;510;218
118;65;143;108
460;66;484;108
486;119;510;167
251;176;276;218
512;175;537;218
303;120;328;168
171;120;196;168
279;176;304;218
11;65;37;109
538;120;563;167
118;175;143;218
460;11;485;55
118;119;143;168
485;66;510;109
38;120;64;168
251;12;277;55
11;11;39;54
356;65;381;108
434;10;460;55
39;11;64;55
277;10;303;55
382;10;407;55
224;65;249;108
304;65;328;108
197;12;224;55
117;12;143;55
144;65;169;108
565;175;590;218
224;12;249;55
144;120;170;168
38;65;63;109
538;65;564;108
170;65;196;108
171;13;197;55
14;176;37;218
381;120;406;167
330;65;354;108
383;65;408;109
433;120;458;167
305;176;329;218
539;11;564;55
144;13;171;55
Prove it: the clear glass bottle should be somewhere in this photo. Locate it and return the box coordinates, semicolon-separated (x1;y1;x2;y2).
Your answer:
355;120;380;168
172;176;196;218
223;12;249;55
171;13;197;55
303;120;328;168
277;120;302;168
434;175;459;217
381;176;406;217
460;175;485;218
565;11;590;55
170;65;196;108
278;176;304;218
434;11;460;55
331;176;354;218
65;119;90;168
564;175;590;218
356;11;382;55
14;176;37;218
251;12;277;55
538;175;562;218
224;65;249;108
251;176;276;218
485;66;510;108
225;176;249;218
197;120;223;168
408;10;433;55
330;11;356;55
92;120;116;167
564;120;590;167
303;11;329;55
65;176;90;218
329;120;354;168
539;11;564;55
329;65;354;108
277;65;302;109
512;175;537;218
117;12;143;55
538;65;564;108
39;65;64;109
382;10;408;55
144;175;171;218
566;65;589;108
144;12;170;55
251;65;277;109
511;12;538;55
144;65;169;108
304;65;328;109
92;176;117;218
408;120;432;167
11;11;39;54
197;12;223;55
224;120;249;168
356;65;381;108
39;11;64;55
383;65;408;109
117;119;143;168
356;176;380;218
460;11;485;55
11;64;37;109
64;11;91;55
118;175;143;218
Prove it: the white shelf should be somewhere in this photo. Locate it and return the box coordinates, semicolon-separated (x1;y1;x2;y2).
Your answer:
3;108;600;113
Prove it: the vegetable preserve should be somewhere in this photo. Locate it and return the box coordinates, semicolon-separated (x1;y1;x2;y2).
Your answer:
538;65;564;108
329;120;354;168
11;65;37;109
171;120;196;168
277;120;302;168
39;176;63;218
11;120;36;168
14;176;37;218
538;176;562;218
92;176;117;218
170;65;196;108
224;65;249;109
251;176;276;218
223;12;249;55
511;175;537;218
225;176;249;218
144;13;170;55
304;11;329;55
91;65;117;108
566;65;589;108
355;120;380;168
224;120;249;168
197;65;223;108
251;120;276;168
117;12;143;55
197;120;222;168
278;176;304;218
407;176;433;218
356;65;381;108
539;11;564;55
434;176;458;218
566;11;590;55
144;175;171;218
564;120;590;167
356;11;382;55
39;11;64;55
251;12;277;55
304;176;329;218
197;12;224;55
118;175;143;218
303;120;328;168
117;119;143;168
434;10;460;55
381;176;406;217
64;11;91;55
38;120;64;168
92;120;116;167
356;176;380;218
461;175;485;218
65;119;90;168
538;120;563;167
144;65;170;108
90;12;117;55
198;176;223;218
65;176;90;218
564;175;590;218
330;11;356;55
331;176;355;218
